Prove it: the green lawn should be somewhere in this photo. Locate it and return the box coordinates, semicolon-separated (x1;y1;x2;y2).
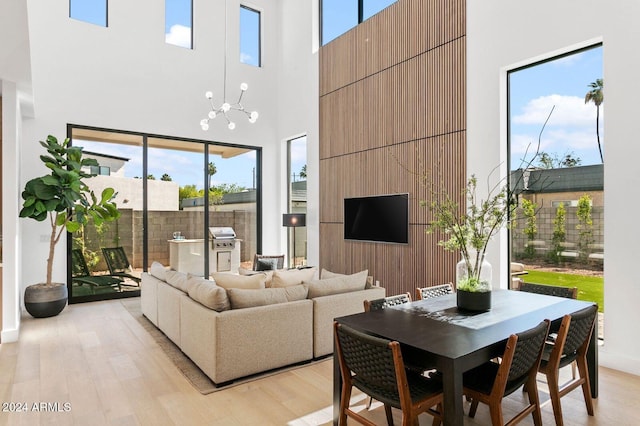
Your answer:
523;270;604;312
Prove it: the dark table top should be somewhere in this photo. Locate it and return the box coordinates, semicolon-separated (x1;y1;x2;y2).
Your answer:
336;289;595;361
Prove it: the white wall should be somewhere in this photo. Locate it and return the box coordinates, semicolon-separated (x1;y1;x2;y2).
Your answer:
276;0;320;267
0;0;318;340
468;0;640;375
1;82;23;343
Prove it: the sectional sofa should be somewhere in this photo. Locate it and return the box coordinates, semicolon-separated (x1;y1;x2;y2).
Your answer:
140;263;385;385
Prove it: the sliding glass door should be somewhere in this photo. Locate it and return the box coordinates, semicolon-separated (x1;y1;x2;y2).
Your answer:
68;126;260;303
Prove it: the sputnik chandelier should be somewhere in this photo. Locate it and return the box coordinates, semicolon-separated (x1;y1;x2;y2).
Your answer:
200;84;259;131
200;0;258;131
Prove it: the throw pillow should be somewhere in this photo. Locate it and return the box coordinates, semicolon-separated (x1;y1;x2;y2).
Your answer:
165;270;190;293
256;258;279;271
211;272;267;290
306;272;368;298
149;261;167;281
321;268;372;289
226;284;308;309
186;274;230;312
270;267;317;288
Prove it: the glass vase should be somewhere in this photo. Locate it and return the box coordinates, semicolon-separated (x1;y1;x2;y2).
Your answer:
456;251;492;311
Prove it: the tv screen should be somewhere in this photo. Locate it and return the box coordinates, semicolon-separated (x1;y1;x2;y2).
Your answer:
344;193;409;244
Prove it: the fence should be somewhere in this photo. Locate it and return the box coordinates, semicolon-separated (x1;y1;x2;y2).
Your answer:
76;209;257;271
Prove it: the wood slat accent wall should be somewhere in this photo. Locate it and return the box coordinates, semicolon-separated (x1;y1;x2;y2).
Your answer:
319;0;466;297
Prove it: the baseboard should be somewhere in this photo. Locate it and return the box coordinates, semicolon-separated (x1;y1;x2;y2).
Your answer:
1;327;20;343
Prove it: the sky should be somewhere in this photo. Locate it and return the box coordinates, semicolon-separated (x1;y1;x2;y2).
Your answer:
509;46;604;169
70;2;602;189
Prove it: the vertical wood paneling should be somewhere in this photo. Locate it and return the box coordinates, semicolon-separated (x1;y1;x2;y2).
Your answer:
319;0;466;295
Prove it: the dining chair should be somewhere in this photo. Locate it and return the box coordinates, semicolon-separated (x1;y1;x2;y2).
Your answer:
363;292;412;312
252;254;285;271
519;281;579;378
537;305;598;426
334;322;443;426
415;283;454;300
363;292;434;409
463;320;550;426
520;282;578;299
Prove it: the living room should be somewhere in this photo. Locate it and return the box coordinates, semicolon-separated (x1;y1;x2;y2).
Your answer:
2;0;640;424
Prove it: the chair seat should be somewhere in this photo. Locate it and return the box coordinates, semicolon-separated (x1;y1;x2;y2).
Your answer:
540;343;578;370
355;370;442;408
464;361;532;398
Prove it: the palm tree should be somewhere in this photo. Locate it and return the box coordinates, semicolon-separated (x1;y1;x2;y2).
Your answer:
584;78;604;163
207;161;217;189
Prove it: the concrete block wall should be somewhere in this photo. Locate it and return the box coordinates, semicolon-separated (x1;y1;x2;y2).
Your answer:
512;206;604;258
76;209;257;271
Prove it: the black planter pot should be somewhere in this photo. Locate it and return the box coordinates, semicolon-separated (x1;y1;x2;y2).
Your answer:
24;283;68;318
457;289;491;312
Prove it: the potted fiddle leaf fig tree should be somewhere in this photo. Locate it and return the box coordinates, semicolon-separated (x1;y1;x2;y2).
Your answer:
20;135;120;317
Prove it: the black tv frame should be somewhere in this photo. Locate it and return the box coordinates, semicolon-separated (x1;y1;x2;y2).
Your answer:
343;193;409;244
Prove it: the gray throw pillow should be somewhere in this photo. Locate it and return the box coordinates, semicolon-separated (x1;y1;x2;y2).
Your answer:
256;258;279;271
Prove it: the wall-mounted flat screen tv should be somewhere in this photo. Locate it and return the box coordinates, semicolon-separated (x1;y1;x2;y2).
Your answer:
344;193;409;244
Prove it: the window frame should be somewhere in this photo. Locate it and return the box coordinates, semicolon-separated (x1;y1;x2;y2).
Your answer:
240;5;262;67
69;0;109;27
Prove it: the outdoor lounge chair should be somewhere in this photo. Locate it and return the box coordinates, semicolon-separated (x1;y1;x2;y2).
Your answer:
71;249;123;294
101;247;141;285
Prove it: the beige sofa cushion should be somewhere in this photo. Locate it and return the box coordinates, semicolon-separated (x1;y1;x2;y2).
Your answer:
321;268;373;289
186;274;230;312
150;261;167;281
271;267;317;288
306;270;368;298
212;272;267;290
165;270;190;293
238;267;276;287
227;284;308;309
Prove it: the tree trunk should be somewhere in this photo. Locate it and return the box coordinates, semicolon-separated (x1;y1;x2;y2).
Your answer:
596;106;604;163
46;214;57;286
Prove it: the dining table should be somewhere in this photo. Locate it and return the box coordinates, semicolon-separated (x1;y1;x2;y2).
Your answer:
333;289;598;426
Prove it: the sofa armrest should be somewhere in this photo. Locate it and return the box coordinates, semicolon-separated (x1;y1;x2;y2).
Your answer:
157;281;187;346
140;272;159;326
311;287;386;358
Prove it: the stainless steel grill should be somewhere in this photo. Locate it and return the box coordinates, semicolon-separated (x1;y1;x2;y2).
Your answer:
209;227;241;272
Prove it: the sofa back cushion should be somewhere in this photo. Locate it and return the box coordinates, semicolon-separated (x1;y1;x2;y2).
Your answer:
271;267;317;288
321;268;373;289
306;270;368;298
150;261;167;281
165;270;190;293
186;274;230;312
227;284;309;309
211;272;267;290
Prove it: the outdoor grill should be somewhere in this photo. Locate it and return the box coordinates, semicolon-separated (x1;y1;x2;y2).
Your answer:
209;227;241;272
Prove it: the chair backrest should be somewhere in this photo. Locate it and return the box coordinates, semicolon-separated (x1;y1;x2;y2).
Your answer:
252;254;285;271
520;282;578;299
562;305;598;356
364;293;411;312
334;322;404;402
416;283;454;300
102;247;132;274
493;320;550;397
71;249;91;278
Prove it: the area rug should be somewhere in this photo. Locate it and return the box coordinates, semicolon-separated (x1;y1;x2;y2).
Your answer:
120;298;328;394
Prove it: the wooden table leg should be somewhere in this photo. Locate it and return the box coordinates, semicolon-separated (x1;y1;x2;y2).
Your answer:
440;359;464;426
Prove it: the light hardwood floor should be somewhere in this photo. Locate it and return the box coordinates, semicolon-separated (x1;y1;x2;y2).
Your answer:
0;299;638;425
